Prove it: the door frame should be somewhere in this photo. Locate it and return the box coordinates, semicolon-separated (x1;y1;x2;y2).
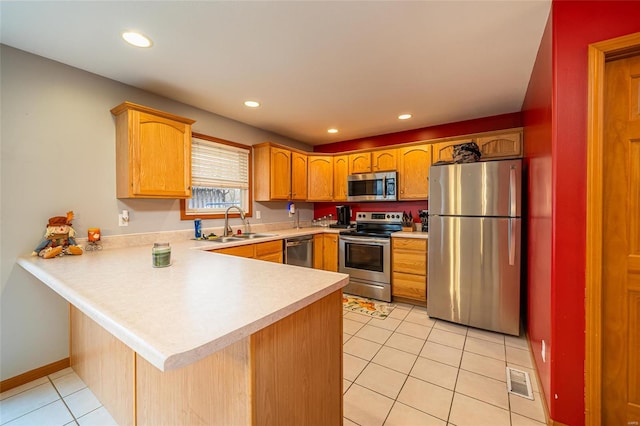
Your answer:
585;31;640;426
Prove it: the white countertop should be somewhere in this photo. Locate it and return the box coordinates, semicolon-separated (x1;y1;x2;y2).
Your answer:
17;228;348;372
391;231;429;239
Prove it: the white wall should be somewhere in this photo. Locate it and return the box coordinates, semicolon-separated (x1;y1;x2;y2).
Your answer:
0;45;314;380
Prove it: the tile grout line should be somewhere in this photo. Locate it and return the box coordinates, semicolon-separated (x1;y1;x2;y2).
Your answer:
47;376;79;425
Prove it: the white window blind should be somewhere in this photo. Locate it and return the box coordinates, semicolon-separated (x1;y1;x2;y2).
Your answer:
192;139;249;189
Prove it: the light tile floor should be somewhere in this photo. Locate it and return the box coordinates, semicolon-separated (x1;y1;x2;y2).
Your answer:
0;302;546;426
343;302;546;426
0;368;116;426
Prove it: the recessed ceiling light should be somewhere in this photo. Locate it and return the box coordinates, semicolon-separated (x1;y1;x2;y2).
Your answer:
244;100;260;108
327;128;339;134
398;114;412;120
122;31;152;48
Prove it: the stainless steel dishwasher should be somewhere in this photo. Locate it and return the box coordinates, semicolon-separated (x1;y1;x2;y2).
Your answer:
285;235;314;268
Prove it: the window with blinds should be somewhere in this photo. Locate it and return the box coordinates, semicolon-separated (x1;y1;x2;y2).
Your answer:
181;133;251;219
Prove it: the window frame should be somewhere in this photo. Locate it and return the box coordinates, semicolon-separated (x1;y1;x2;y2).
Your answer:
180;132;252;220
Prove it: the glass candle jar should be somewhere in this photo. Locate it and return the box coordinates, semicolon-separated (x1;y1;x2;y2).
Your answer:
88;228;101;242
152;243;171;268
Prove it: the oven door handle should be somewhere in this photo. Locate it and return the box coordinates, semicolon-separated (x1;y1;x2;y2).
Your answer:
339;236;390;245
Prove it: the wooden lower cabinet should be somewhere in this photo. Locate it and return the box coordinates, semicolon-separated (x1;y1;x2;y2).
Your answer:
209;240;283;263
313;233;339;272
392;238;428;304
70;290;343;425
254;240;284;263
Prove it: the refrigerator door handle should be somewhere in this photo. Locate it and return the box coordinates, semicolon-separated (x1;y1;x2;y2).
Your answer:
509;167;517;217
508;218;516;266
509;166;517;217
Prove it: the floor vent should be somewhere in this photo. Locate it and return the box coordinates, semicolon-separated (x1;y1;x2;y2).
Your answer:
506;367;534;400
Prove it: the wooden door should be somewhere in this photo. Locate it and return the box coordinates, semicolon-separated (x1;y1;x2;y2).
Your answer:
397;144;432;199
333;155;348;201
291;152;307;200
602;55;640;424
307;156;333;201
372;149;397;171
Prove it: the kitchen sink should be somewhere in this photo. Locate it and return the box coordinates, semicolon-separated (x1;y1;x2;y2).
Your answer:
196;233;278;243
233;233;277;239
206;236;244;243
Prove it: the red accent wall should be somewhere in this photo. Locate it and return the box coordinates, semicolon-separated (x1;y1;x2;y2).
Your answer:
313;113;522;218
313;113;522;154
314;201;428;224
523;1;640;424
522;7;553;415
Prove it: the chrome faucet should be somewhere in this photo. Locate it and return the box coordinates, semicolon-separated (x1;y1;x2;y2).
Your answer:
293;209;300;229
224;206;246;237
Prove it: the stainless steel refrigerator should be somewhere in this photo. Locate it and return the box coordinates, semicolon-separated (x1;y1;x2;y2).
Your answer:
427;159;522;336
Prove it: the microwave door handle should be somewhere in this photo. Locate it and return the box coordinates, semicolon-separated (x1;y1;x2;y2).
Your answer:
382;175;387;199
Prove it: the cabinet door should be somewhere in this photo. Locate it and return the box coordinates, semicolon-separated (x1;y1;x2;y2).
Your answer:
432;139;474;164
112;102;194;199
313;234;324;269
476;132;522;159
291;152;308;200
392;272;427;301
348;153;371;174
270;147;292;200
313;234;338;272
255;240;283;263
372;149;397;172
397;144;432;199
323;234;339;272
392;248;427;275
333;155;348;201
307;156;333;201
392;238;427;302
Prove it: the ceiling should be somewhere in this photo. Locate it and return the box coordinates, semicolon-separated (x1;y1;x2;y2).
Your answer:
0;1;550;146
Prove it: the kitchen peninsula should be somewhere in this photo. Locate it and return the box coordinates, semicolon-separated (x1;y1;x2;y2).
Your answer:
17;238;348;425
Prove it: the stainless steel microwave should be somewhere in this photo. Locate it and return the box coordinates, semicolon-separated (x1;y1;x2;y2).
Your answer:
347;171;397;202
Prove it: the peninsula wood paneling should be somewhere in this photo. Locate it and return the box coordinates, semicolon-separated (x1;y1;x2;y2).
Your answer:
252;290;343;425
70;307;134;426
136;339;253;426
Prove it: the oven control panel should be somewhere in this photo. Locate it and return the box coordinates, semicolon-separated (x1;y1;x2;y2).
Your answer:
355;211;403;223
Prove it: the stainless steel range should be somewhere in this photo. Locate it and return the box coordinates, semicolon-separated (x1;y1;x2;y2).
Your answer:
339;211;403;302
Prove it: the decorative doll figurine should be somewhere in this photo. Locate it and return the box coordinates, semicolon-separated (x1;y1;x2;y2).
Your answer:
32;211;83;259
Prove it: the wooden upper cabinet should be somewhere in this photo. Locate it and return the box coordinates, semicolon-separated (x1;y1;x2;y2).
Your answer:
254;143;306;201
307;155;333;201
476;131;522;159
333;155;348;201
349;149;397;174
372;149;397;172
291;152;308;201
111;102;195;199
432;139;473;164
432;130;523;163
270;146;292;200
348;152;371;174
397;144;432;200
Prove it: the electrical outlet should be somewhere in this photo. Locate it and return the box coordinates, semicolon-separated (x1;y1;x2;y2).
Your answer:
118;214;128;226
541;340;546;362
256;211;261;219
